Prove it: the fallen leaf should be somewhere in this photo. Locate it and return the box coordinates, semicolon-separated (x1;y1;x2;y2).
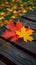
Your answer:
16;26;34;42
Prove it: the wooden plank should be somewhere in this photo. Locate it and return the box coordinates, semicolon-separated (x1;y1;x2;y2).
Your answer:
22;9;36;22
0;54;16;65
0;38;34;65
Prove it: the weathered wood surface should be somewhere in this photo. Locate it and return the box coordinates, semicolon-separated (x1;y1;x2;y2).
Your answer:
0;38;36;65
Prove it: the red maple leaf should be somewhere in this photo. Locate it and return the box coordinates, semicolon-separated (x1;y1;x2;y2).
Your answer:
2;20;23;41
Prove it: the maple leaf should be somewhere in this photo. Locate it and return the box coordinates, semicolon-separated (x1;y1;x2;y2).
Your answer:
16;26;34;42
2;20;23;41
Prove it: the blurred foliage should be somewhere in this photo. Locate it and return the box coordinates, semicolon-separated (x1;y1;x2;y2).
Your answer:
0;0;36;26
